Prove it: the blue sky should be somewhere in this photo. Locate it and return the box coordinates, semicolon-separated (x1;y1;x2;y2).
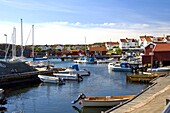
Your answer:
0;0;170;45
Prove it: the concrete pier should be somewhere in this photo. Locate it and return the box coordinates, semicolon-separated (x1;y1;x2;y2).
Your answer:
105;74;170;113
0;61;53;87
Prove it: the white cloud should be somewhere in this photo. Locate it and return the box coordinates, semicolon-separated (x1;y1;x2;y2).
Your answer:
0;21;170;45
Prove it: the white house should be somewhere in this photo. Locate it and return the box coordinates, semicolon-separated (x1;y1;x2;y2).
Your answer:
139;36;153;49
119;38;138;49
105;42;119;50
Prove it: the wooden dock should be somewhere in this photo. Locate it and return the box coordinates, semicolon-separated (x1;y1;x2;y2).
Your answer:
105;74;170;113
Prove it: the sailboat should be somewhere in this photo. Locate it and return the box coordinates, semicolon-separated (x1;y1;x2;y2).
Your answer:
8;19;26;62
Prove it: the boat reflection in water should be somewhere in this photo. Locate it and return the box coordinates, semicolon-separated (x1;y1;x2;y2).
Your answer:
72;106;112;113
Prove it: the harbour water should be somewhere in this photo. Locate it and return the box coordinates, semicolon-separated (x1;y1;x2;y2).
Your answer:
2;60;148;113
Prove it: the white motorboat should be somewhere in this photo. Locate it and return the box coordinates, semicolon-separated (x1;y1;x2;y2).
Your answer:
69;64;90;76
54;70;83;81
111;62;132;72
147;67;170;72
72;93;135;107
38;75;65;84
97;58;115;64
52;64;90;76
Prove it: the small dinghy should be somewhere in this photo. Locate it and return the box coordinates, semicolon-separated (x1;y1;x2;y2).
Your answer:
72;93;135;107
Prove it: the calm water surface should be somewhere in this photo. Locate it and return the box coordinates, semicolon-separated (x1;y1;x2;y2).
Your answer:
3;60;148;113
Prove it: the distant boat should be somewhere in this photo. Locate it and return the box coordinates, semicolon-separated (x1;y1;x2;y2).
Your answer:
74;56;97;64
97;58;115;64
112;62;132;72
72;93;135;107
33;57;48;61
38;75;65;84
147;67;170;72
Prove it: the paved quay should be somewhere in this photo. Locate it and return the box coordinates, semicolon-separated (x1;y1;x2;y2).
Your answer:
106;74;170;113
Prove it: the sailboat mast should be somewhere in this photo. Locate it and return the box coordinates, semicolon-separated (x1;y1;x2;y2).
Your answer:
12;27;16;60
85;37;86;56
21;19;24;58
32;25;34;58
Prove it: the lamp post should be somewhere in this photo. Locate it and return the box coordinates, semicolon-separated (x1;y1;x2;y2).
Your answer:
4;34;7;44
4;34;7;62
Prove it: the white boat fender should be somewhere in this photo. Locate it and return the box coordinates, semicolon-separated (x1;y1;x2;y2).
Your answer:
72;93;86;104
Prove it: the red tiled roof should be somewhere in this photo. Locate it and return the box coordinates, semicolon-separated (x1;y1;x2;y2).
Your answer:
145;37;152;42
157;37;164;41
89;45;107;51
120;39;127;42
154;43;170;52
140;36;153;41
106;42;119;45
166;36;170;41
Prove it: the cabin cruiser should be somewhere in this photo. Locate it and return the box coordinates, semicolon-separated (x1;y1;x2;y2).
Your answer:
65;64;90;76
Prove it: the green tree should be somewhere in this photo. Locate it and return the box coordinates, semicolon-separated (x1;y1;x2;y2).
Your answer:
115;47;122;55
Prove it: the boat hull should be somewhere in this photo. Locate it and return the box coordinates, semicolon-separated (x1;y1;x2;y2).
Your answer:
112;67;132;72
38;75;64;84
53;73;81;81
81;95;134;107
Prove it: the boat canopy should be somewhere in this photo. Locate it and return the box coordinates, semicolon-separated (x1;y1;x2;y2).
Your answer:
87;58;95;62
120;62;130;68
72;64;79;71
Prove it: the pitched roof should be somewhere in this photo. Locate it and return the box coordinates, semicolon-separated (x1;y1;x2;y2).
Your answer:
89;45;107;51
140;36;153;42
166;36;170;41
106;42;119;45
157;37;164;41
145;37;152;42
120;39;128;43
154;43;170;52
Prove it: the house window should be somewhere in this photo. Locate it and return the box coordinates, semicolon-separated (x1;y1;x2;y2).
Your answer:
150;45;153;48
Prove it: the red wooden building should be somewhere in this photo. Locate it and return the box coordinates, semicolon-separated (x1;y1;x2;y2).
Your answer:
142;43;170;67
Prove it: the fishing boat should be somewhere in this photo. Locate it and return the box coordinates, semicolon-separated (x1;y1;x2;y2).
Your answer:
72;93;135;107
112;62;132;72
38;75;65;84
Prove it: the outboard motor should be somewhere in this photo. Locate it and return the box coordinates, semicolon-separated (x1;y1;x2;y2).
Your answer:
72;93;86;104
76;74;83;81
